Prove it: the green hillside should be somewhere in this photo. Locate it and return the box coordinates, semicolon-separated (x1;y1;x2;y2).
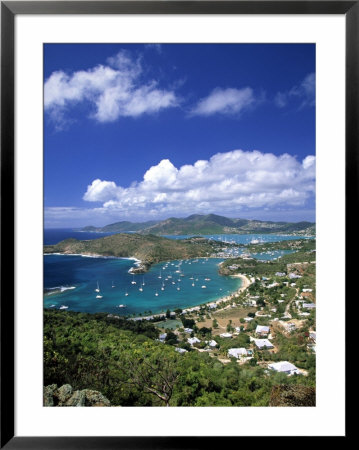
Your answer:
44;309;315;406
82;220;158;233
44;233;216;271
81;214;315;236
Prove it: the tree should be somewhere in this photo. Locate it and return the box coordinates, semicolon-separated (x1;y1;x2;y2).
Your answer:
165;331;178;345
166;309;171;319
181;317;195;329
212;319;219;329
120;344;180;406
198;327;212;336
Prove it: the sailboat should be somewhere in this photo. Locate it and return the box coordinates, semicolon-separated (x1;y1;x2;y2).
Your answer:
161;283;165;291
125;291;129;296
155;290;159;297
158;270;162;279
139;285;143;292
131;274;136;285
177;283;180;291
112;281;115;288
95;281;102;298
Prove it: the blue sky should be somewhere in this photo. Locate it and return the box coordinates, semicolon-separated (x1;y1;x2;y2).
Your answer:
44;44;315;228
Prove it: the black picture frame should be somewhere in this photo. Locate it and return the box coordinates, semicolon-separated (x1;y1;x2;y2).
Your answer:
1;1;353;447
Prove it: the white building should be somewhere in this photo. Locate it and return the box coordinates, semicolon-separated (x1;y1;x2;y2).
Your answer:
175;347;188;354
256;325;270;335
228;348;247;359
184;328;193;333
188;337;201;345
303;303;316;309
268;361;301;375
207;340;218;348
220;332;232;338
254;339;274;349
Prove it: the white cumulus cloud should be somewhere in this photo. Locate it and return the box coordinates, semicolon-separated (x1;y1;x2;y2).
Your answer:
190;87;255;117
44;50;178;127
83;179;121;202
82;149;316;219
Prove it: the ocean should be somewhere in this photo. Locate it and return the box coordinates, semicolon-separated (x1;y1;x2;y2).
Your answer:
43;229;308;315
44;255;241;315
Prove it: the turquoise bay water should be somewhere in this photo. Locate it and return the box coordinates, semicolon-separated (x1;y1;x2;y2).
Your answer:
43;230;310;315
44;256;241;315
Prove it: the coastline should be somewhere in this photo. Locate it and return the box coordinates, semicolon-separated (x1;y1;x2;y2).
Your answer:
129;272;251;321
44;253;251;319
201;273;251;308
44;252;141;263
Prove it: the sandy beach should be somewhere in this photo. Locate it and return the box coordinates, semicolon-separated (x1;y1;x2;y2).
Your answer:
129;272;252;321
176;273;252;314
204;273;251;307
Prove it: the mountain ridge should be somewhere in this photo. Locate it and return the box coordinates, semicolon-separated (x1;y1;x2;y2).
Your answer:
81;214;315;236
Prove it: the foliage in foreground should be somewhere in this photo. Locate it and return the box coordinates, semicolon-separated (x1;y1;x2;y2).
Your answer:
44;310;315;406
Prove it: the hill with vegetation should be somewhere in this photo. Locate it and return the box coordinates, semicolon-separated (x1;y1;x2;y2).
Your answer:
44;309;315;407
81;214;315;236
82;220;157;233
43;233;217;271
